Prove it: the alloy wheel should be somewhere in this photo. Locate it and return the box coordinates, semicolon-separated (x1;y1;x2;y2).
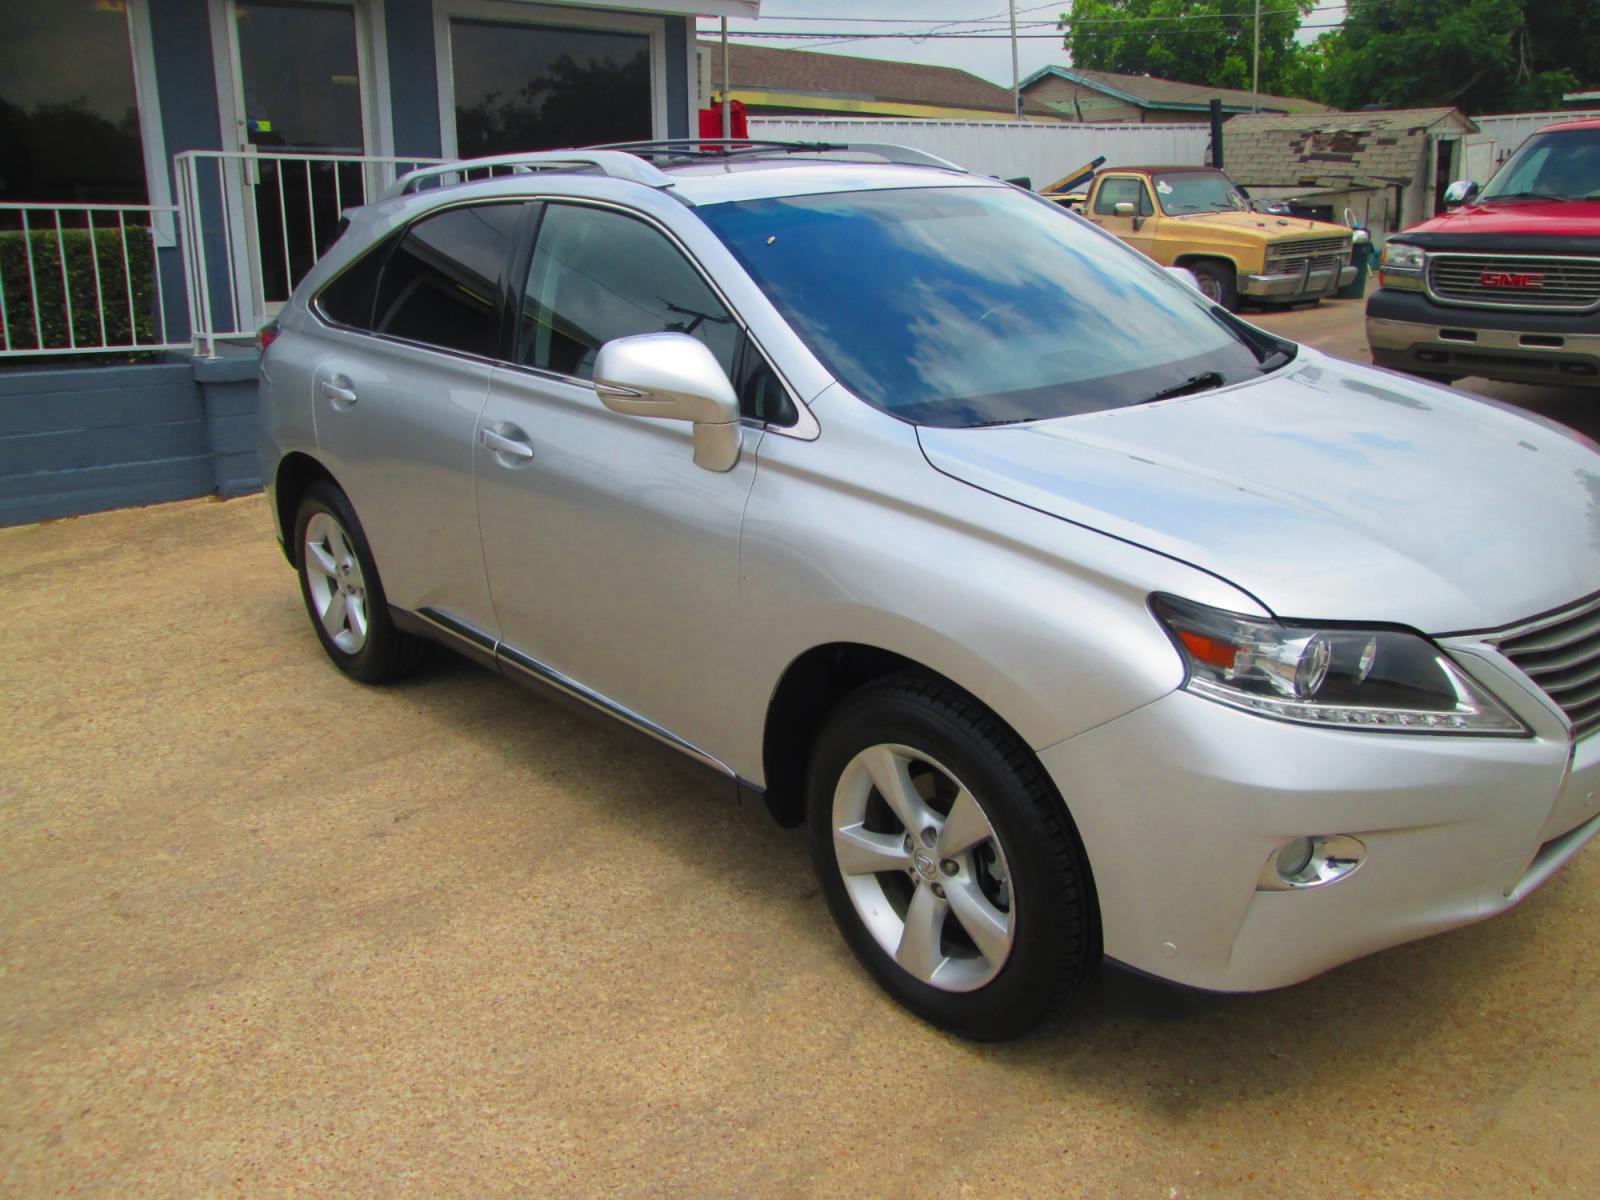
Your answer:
831;743;1015;992
302;511;370;654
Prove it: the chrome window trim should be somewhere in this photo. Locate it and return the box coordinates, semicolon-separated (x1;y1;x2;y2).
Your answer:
1423;250;1600;314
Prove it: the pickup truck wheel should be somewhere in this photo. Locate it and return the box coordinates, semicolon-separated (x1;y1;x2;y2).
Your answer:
806;674;1099;1041
1186;260;1239;310
294;482;426;683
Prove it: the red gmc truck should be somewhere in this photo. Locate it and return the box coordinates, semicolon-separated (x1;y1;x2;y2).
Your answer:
1366;117;1600;388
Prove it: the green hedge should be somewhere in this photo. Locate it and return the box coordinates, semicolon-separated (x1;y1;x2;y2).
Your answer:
0;224;162;352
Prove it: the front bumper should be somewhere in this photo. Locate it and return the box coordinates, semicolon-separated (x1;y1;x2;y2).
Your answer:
1038;679;1598;993
1242;263;1357;302
1366;287;1600;386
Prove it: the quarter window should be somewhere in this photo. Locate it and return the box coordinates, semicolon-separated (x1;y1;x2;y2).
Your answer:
517;204;738;381
371;203;522;356
1094;177;1153;217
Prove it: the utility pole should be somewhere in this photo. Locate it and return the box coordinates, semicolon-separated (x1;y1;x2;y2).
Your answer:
721;17;731;138
1009;0;1022;121
1252;0;1261;112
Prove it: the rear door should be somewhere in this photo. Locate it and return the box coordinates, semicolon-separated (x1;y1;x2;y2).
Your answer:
308;201;527;637
474;199;759;760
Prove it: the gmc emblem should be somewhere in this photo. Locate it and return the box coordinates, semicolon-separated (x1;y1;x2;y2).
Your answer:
1480;271;1545;289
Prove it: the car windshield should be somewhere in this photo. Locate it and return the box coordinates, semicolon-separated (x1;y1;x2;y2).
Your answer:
1153;171;1251;215
696;185;1282;427
1480;127;1600;201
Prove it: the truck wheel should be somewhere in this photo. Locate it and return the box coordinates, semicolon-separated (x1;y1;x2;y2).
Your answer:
1187;260;1238;310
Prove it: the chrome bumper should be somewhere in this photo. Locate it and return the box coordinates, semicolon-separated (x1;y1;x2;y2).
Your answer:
1241;263;1357;301
1368;315;1600;386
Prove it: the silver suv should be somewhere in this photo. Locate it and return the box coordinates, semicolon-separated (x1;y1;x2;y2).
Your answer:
260;141;1600;1040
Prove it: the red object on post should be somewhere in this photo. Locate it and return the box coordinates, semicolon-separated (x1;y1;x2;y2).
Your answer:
698;99;748;141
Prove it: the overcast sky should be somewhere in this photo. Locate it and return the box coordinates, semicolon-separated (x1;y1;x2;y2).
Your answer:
695;2;1347;90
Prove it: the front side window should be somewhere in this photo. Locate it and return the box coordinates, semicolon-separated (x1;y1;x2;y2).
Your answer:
698;185;1287;428
1153;171;1249;215
1093;177;1152;217
518;203;738;381
371;203;522;356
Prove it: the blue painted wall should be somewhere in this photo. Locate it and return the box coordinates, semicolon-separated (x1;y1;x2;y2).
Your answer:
386;0;445;159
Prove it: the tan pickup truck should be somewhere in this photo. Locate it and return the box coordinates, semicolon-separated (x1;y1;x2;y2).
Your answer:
1078;166;1357;309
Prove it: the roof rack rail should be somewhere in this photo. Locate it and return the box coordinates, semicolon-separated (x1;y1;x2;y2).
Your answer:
592;139;967;172
383;150;675;199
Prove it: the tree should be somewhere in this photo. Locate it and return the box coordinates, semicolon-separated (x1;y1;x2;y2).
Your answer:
1061;0;1316;98
1316;0;1599;114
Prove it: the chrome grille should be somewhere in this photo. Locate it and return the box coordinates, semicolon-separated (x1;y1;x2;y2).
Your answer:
1491;593;1600;738
1426;254;1600;312
1267;235;1351;263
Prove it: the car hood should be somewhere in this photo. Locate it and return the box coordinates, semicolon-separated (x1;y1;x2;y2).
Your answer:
1400;198;1600;239
917;354;1600;633
1169;210;1343;240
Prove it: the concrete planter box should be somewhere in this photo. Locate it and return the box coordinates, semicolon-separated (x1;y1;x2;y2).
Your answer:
0;353;262;526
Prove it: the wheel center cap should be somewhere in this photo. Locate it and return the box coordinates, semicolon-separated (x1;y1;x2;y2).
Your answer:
912;848;939;882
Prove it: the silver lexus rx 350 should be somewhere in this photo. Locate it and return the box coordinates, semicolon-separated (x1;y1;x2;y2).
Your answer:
258;142;1600;1040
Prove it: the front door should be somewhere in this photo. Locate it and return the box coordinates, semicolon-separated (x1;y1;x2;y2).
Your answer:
213;0;378;319
475;200;755;761
1089;175;1158;258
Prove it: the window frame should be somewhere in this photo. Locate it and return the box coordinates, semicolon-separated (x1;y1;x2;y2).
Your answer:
432;0;670;159
310;192;805;431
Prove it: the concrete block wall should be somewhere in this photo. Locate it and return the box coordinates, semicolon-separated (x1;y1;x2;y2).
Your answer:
0;355;262;526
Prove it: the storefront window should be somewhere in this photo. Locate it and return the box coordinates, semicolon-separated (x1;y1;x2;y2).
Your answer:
451;19;652;156
0;0;148;204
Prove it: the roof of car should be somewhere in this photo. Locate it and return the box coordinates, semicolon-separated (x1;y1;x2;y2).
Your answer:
1542;117;1600;133
1096;165;1223;177
387;147;999;211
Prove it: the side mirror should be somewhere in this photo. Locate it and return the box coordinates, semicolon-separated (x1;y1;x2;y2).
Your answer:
1165;265;1201;291
1443;179;1479;207
594;333;741;472
1113;201;1136;217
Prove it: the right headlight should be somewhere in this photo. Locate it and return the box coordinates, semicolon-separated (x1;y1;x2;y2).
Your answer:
1380;241;1425;271
1151;595;1527;735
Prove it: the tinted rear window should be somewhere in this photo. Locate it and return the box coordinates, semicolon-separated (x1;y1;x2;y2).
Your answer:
315;235;391;330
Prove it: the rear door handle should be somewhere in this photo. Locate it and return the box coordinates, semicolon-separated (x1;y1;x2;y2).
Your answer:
320;378;358;406
481;428;534;460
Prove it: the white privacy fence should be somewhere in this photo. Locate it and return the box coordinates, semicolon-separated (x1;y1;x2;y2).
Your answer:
750;117;1214;186
0;202;188;358
174;150;449;358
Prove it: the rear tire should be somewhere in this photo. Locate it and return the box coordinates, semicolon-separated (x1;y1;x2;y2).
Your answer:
806;673;1099;1041
293;481;426;683
1186;259;1239;310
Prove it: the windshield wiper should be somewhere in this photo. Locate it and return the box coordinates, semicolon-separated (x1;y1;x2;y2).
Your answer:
1141;371;1225;404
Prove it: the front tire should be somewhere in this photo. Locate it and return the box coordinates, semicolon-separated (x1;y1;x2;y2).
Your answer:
1186;259;1239;310
806;674;1099;1041
294;481;425;683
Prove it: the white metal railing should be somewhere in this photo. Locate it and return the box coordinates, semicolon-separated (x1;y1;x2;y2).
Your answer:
175;150;449;358
0;202;187;358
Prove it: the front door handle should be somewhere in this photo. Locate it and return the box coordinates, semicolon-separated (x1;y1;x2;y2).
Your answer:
481;427;534;460
320;378;358;406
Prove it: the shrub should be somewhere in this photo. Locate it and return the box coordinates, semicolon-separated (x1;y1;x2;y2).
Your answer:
0;223;162;352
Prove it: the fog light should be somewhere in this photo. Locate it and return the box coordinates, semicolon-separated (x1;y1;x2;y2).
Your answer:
1259;834;1367;891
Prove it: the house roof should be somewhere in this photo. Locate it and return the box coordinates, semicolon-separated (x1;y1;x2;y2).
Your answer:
1019;65;1327;116
701;42;1056;117
1220;109;1479;188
